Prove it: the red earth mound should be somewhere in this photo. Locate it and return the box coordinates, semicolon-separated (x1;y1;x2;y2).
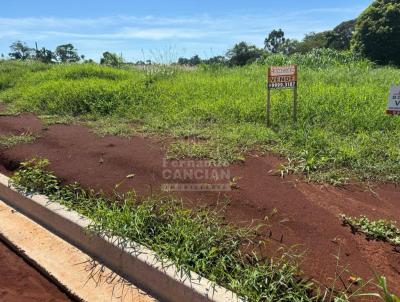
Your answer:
0;113;399;296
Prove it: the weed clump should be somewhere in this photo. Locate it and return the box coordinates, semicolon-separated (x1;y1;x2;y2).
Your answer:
341;215;400;248
0;134;36;149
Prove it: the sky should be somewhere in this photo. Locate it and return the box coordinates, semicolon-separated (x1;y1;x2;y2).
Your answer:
0;0;373;62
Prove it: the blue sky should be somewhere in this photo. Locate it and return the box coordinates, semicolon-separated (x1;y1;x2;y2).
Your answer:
0;0;373;62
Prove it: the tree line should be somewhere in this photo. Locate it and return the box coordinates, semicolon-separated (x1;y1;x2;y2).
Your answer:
7;42;84;63
177;0;400;67
2;0;399;67
4;41;132;67
174;20;357;67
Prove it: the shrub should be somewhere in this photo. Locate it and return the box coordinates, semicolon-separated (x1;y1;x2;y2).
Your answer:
352;0;400;66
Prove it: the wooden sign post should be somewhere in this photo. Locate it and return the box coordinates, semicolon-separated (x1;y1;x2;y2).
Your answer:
266;65;298;127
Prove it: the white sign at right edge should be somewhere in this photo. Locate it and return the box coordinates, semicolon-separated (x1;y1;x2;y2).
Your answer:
387;84;400;115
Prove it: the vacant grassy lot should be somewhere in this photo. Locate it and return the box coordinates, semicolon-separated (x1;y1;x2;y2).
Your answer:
2;53;400;301
1;50;400;183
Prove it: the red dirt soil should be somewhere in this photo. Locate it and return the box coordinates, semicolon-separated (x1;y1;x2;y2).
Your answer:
0;113;399;296
0;239;71;302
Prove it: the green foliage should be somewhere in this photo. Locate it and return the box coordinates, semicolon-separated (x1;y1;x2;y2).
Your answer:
261;48;369;69
295;20;356;54
177;55;203;66
54;43;81;63
10;158;59;194
264;22;355;56
35;47;54;63
0;60;50;91
264;29;286;53
203;55;228;66
341;215;400;247
100;51;124;67
296;32;330;53
226;42;263;66
11;158;314;302
352;0;400;66
8;41;33;60
167;140;245;165
8;40;79;63
84;117;135;137
373;276;400;302
1;51;399;183
0;63;147;116
39;114;77;126
326;20;356;51
0;134;35;149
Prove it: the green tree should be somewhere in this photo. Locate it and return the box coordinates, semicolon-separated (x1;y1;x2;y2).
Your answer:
326;19;356;50
177;57;190;65
203;55;227;65
279;39;300;55
9;41;33;60
296;32;329;53
352;0;400;65
55;44;81;63
177;55;203;66
189;55;202;66
227;42;262;66
292;20;355;53
35;47;54;63
83;58;95;64
264;29;286;53
100;52;124;67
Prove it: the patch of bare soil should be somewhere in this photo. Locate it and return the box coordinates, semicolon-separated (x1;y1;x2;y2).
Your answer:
0;113;399;295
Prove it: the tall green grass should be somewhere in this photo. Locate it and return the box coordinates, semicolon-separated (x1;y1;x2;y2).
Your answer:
1;52;400;182
261;49;371;69
0;60;50;91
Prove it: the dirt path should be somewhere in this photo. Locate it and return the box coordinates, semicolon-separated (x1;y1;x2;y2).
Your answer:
0;113;399;295
0;239;71;302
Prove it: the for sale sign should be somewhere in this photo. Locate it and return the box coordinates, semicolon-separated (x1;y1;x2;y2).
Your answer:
387;84;400;115
266;65;298;127
268;65;297;89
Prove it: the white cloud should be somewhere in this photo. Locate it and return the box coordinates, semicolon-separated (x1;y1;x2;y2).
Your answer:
120;27;204;40
0;30;22;39
0;15;218;29
39;28;209;41
0;17;116;28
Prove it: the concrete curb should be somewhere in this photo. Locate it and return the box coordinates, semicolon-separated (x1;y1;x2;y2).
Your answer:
0;173;243;302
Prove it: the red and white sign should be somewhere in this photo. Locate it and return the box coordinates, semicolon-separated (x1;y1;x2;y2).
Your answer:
387;84;400;115
268;65;297;90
